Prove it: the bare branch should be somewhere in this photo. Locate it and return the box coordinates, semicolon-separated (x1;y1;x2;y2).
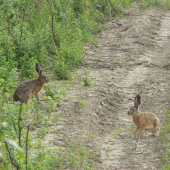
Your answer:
50;0;59;48
4;140;19;170
14;12;57;55
7;18;20;48
24;15;57;55
18;103;23;147
25;125;30;170
21;0;29;39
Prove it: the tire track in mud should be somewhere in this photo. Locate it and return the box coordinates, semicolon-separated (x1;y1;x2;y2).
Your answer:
45;6;170;170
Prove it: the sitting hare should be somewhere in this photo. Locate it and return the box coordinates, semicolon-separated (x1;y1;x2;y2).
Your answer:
14;63;49;104
127;95;160;140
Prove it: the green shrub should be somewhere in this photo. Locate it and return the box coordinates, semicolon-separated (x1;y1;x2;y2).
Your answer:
54;60;72;80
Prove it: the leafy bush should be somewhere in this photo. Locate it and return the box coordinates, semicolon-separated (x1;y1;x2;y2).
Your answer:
0;0;139;82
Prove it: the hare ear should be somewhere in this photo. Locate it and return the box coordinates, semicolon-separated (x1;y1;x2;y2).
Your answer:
134;95;141;108
35;63;43;75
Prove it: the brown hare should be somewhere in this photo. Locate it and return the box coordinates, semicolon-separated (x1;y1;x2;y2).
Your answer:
14;63;49;104
127;95;160;140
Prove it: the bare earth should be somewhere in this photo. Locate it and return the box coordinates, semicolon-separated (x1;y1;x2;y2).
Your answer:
44;4;170;170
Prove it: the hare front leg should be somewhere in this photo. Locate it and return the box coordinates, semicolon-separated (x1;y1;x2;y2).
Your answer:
35;93;40;103
137;128;145;140
134;127;140;138
21;90;32;104
143;130;148;138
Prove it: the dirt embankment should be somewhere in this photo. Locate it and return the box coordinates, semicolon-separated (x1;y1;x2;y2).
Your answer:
45;4;170;169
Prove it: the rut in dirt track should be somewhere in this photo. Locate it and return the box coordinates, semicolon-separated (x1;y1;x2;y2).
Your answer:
46;5;170;170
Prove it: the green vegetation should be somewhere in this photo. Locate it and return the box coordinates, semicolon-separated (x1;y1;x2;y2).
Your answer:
140;0;170;9
1;0;170;169
83;70;92;86
160;109;170;169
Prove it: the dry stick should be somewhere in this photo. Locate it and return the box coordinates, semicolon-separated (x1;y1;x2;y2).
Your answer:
21;0;29;39
50;0;59;48
25;125;30;170
4;140;19;170
18;103;23;147
134;41;145;46
112;20;122;26
44;65;54;69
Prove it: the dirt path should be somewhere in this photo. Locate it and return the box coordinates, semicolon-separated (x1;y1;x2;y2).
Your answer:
45;4;170;169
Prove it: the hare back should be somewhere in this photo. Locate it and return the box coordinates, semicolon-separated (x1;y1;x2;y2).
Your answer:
14;78;45;97
133;112;160;128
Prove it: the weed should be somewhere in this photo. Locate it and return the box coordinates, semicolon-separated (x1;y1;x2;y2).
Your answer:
95;49;102;60
87;133;93;137
117;127;123;133
83;69;92;86
107;146;113;151
127;125;136;133
67;141;99;169
37;126;49;138
84;77;92;86
44;84;68;102
131;64;135;68
113;134;118;139
78;99;87;110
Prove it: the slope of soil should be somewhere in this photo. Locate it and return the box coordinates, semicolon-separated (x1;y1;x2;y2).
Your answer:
45;4;170;169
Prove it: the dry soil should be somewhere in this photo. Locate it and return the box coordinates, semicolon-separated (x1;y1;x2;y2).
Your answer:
44;4;170;170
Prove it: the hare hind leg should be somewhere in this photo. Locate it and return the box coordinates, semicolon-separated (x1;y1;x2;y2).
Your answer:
14;92;21;102
154;119;160;136
153;126;160;136
21;91;32;104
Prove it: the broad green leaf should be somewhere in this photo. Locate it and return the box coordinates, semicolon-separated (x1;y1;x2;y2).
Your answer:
0;131;5;140
5;138;24;156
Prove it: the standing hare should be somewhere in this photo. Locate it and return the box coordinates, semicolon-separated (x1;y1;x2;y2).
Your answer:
127;95;160;140
14;63;49;104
